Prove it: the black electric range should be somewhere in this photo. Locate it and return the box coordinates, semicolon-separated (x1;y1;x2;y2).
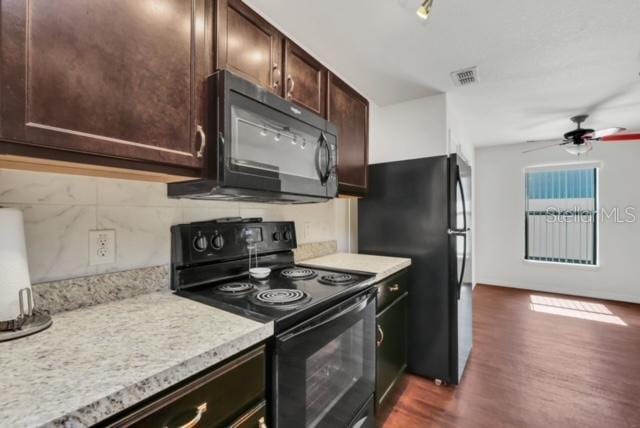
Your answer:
171;219;377;428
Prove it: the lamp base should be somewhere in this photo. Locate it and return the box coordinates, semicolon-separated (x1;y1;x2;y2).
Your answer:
0;313;52;342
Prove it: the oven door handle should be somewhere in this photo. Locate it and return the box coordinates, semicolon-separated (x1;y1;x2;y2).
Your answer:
280;290;375;342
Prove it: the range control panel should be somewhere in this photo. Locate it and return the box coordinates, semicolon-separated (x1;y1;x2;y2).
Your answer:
171;220;297;266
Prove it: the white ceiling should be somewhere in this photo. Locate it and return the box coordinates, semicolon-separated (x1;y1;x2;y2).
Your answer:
245;0;640;147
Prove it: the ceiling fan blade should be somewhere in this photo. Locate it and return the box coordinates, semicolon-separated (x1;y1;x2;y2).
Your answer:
522;141;569;154
587;127;626;139
525;139;566;145
601;133;640;143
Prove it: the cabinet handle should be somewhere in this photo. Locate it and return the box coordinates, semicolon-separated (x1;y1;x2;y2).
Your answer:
196;125;206;159
286;74;295;98
376;324;384;347
165;402;207;428
258;416;267;428
389;284;400;292
272;63;281;88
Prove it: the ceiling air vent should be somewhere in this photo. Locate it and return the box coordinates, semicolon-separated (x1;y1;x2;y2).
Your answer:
451;66;479;87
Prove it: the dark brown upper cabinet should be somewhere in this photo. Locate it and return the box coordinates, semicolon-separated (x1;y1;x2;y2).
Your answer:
216;0;283;95
0;0;210;175
283;40;327;117
328;73;370;196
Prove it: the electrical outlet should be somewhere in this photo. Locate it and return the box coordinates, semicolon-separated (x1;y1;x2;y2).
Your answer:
304;222;312;240
89;230;116;266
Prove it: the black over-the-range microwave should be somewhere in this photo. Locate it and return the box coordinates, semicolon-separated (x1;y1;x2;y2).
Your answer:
168;70;338;204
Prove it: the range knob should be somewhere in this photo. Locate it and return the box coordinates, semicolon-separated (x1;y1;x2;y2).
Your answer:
211;234;225;250
283;230;293;241
193;234;208;252
272;231;281;242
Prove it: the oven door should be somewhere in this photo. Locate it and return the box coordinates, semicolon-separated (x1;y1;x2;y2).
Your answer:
220;87;338;200
274;289;376;428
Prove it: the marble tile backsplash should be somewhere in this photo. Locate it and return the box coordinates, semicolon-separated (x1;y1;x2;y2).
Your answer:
0;169;354;284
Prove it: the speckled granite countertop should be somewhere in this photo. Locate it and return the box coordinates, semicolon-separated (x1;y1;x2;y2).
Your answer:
0;292;273;428
301;253;411;282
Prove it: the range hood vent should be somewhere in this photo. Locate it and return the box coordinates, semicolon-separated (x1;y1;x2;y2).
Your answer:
451;66;479;87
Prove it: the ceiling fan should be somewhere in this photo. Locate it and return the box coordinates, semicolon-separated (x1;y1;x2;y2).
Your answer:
523;115;640;155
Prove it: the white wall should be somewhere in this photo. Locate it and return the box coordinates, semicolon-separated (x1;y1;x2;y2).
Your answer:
370;95;447;164
476;142;640;303
0;169;353;284
446;93;475;165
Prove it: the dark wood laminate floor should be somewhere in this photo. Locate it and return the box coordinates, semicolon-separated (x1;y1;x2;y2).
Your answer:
379;284;640;428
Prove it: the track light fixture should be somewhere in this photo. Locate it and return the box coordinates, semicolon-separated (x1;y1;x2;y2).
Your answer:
416;0;434;20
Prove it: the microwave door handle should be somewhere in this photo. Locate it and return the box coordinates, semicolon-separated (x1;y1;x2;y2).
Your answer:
280;291;374;342
316;133;330;185
315;136;325;182
323;138;332;184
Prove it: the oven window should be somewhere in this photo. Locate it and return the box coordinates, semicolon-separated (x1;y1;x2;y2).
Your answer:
276;293;375;428
305;320;364;427
231;105;322;180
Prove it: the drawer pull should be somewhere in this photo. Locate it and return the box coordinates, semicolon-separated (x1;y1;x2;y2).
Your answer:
258;416;267;428
376;324;384;347
165;402;207;428
388;284;400;292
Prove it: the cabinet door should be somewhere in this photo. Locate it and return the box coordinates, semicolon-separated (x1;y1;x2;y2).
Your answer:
283;40;327;117
376;294;408;408
109;347;265;428
0;0;208;169
216;0;283;95
327;73;369;196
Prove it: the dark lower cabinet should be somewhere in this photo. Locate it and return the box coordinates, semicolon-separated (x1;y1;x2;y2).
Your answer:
375;270;408;410
104;346;266;428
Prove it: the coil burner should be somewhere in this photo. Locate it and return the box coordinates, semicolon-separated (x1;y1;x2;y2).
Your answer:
280;268;317;280
213;282;256;296
250;289;310;309
318;273;354;286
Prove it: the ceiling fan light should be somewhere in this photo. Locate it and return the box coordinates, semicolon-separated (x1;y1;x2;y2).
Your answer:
416;0;433;20
565;141;593;156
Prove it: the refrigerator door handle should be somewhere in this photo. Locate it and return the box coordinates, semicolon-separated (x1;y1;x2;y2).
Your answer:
457;232;467;300
448;228;470;235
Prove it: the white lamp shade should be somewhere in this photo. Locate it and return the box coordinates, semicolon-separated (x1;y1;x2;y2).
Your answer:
0;208;33;322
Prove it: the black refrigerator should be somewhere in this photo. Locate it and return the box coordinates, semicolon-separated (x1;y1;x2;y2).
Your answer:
358;154;472;385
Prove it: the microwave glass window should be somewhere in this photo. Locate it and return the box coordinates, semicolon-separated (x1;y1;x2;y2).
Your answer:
231;105;322;180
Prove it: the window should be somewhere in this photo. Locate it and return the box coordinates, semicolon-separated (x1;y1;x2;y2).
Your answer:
525;165;598;265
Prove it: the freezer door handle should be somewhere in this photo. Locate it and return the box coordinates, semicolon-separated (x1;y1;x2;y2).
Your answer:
458;166;468;231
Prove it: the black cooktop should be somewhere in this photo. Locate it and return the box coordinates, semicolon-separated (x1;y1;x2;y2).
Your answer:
171;219;374;333
177;265;373;333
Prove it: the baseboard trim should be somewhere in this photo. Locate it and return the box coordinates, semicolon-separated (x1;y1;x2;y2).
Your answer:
477;280;640;304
